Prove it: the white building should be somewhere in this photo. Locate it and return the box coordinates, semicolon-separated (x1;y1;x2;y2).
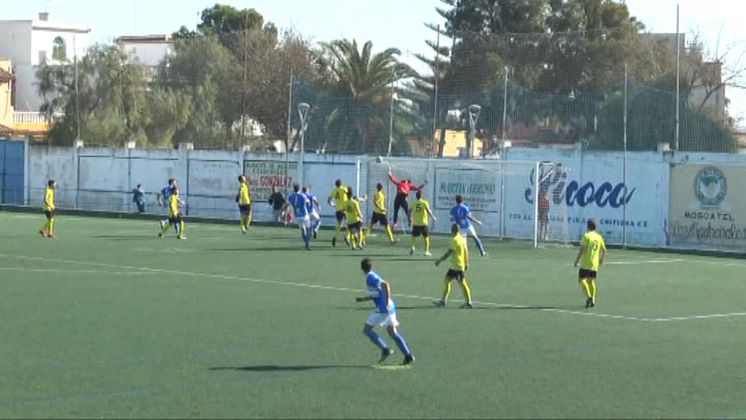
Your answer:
115;35;173;73
0;12;90;112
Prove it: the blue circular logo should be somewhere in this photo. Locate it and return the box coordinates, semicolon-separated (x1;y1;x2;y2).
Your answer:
694;166;727;207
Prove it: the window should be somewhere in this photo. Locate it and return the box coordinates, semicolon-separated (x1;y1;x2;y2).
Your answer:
52;36;66;61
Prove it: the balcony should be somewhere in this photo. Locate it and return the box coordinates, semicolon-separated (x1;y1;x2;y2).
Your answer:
13;112;62;138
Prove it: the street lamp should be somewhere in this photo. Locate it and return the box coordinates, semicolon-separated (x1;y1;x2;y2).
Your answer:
297;102;310;187
466;104;482;159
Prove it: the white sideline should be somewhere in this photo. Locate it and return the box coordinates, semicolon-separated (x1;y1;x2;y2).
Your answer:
1;253;744;324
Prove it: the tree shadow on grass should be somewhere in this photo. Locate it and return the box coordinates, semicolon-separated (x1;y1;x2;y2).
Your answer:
210;364;370;372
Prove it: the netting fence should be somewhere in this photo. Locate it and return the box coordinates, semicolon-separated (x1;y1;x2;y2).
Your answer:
34;27;737;154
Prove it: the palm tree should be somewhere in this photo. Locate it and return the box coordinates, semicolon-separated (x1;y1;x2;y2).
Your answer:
319;39;417;153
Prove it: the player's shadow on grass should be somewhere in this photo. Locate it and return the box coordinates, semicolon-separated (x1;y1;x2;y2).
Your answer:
339;305;439;311
210;364;369;372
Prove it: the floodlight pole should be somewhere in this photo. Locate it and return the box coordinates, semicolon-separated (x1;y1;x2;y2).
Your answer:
675;3;681;152
466;104;481;159
297;102;310;187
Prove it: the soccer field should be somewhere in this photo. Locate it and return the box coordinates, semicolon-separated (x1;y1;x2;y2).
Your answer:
2;211;746;419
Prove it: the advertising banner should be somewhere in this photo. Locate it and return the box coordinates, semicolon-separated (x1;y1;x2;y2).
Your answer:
669;164;746;251
243;160;298;202
433;167;500;212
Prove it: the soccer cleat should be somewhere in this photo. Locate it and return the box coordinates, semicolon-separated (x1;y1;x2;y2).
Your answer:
379;348;394;363
585;298;593;309
481;251;488;257
409;248;414;256
241;228;247;235
39;230;47;238
47;233;57;239
344;236;350;246
433;299;446;307
402;354;415;365
424;252;432;257
461;302;473;309
331;237;337;247
313;230;318;239
178;235;187;240
158;232;164;238
590;299;596;308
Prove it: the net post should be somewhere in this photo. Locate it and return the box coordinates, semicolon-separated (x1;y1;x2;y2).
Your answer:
533;161;540;249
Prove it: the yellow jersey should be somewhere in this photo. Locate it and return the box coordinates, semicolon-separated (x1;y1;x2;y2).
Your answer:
238;183;251;205
331;186;349;212
450;234;468;271
44;187;55;211
579;231;606;271
345;198;362;224
411;198;431;226
373;190;386;214
168;194;181;217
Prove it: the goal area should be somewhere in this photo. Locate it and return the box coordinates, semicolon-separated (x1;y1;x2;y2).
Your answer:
359;157;572;248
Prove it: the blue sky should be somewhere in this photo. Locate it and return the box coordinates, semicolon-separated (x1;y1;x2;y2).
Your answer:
9;0;746;127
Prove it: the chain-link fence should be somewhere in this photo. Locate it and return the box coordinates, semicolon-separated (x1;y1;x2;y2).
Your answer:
36;28;738;154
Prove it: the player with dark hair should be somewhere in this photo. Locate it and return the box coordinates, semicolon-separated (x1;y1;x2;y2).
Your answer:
236;175;252;234
388;169;426;229
574;219;607;308
345;188;364;250
450;195;486;257
366;182;396;244
288;184;312;250
410;190;436;256
39;179;57;239
159;186;185;240
328;179;349;247
434;224;473;309
356;258;415;365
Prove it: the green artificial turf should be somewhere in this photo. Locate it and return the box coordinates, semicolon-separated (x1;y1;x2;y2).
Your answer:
2;211;746;419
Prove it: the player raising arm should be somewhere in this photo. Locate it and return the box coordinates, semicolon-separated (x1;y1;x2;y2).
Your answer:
435;224;473;309
574;219;607;308
355;258;415;365
388;169;426;229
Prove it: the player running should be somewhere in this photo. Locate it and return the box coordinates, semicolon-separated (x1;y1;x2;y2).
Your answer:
328;179;350;247
434;224;473;309
288;184;312;250
388;169;426;230
39;179;57;239
356;258;415;366
157;178;179;236
302;186;321;239
366;183;395;244
159;186;186;240
410;190;436;256
450;195;487;257
236;175;252;234
345;188;365;250
574;219;607;308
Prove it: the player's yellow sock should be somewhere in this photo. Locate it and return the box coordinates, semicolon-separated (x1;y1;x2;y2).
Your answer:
442;278;452;300
425;237;431;253
247;213;252;228
360;228;366;246
179;221;185;236
590;280;597;300
41;220;49;234
460;278;473;303
386;225;394;242
49;218;55;235
580;279;592;298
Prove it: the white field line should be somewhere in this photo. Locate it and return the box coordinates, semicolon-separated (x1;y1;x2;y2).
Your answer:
1;253;744;324
605;258;685;265
0;267;161;276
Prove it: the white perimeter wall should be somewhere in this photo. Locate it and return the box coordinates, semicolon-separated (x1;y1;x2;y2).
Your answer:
24;143;746;248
